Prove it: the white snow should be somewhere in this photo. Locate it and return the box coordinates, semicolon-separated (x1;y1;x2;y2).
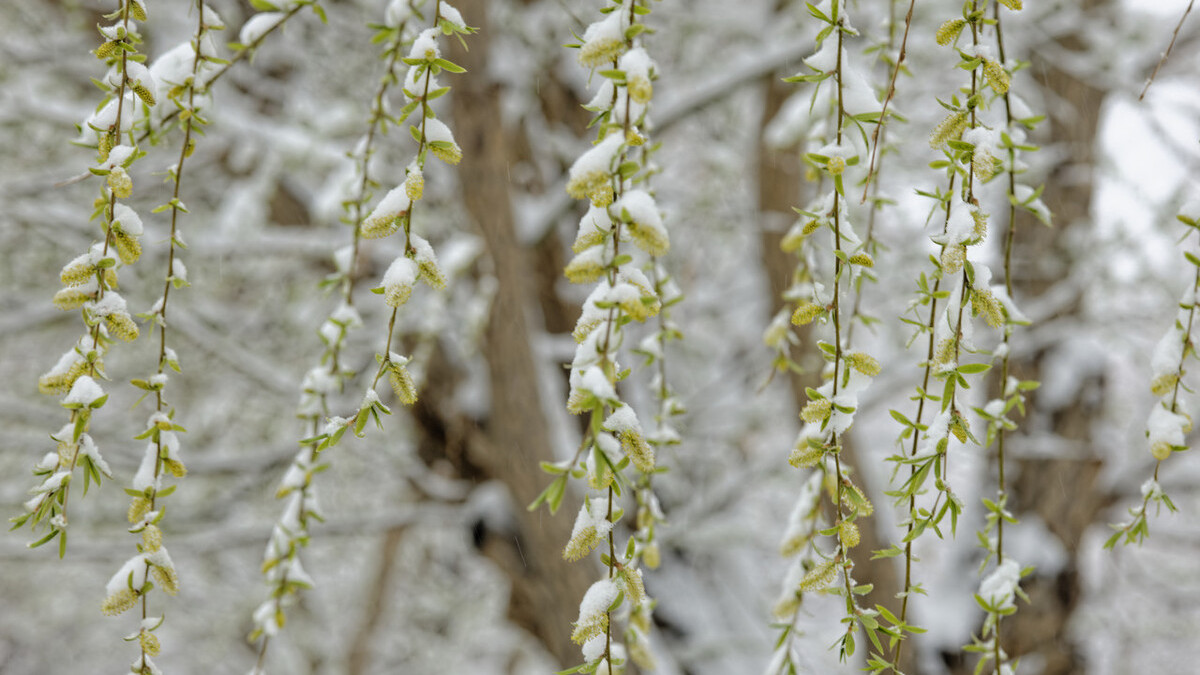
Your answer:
568;134;624;188
63;376;104;407
437;3;467;31
239;13;284;46
408;28;441;61
106;553;149;597
1147;402;1187;448
382;256;418;291
367;185;411;224
977;558;1020;610
112;203;144;236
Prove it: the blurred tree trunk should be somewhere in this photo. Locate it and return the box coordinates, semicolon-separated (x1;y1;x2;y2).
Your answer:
397;0;596;667
948;2;1116;674
754;10;906;667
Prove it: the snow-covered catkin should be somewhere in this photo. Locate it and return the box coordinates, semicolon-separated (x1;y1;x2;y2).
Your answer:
107;4;228;669
15;0;159;559
249;4;474;670
1107;201;1200;549
964;4;1044;673
529;1;674;671
764;1;886;667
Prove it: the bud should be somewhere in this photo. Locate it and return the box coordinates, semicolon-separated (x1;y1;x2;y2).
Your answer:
801;398;832;425
405;168;424;201
128;496;151;524
620;430;655;473
388;362;418;405
1151;373;1179;397
799;560;838;592
941;244;966;274
826;156;846;176
152;564;180;596
628;76;653;105
845;352;881;377
113;230;142;265
579;36;625;69
788;441;823;469
983;59;1011;95
930;109;969;149
791;301;823;326
642;541;660;569
1151;440;1172;461
848;252;874;267
971;288;1005;328
132;82;156;107
838;520;861;548
107;166;133;198
936;19;966;46
565;249;607;284
141;525;163;552
138;630;161;657
53;287;95;310
102;587;139;616
106;312;140;342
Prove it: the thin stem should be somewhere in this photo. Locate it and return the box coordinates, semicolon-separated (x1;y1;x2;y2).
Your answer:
860;0;916;203
1138;0;1195;101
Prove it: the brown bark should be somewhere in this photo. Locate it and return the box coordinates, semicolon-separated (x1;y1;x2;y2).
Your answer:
410;1;594;667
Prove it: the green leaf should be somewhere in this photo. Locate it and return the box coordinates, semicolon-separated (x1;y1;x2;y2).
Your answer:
433;58;466;73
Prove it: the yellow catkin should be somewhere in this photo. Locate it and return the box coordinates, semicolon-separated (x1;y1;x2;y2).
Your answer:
788;442;823;469
107;167;133;198
628;222;669;257
628;76;653;105
936;19;966;46
417;259;447;290
1151;373;1179;396
406;171;424;201
128;496;151;524
141;525;163;552
106;313;139;342
972;289;1006;328
566;170;610;203
801;398;832;425
579;38;624;69
113;231;141;265
799;560;838;592
983;59;1011;95
139;630;161;657
642;542;660;570
846;352;881;376
429;142;462;166
930;109;969;148
102;588;139;616
563;525;603;562
53;288;93;311
152;564;180;596
791;301;823;326
621;430;655;473
389;363;418;405
838;520;861;548
848;252;875;268
564;255;606;285
164;457;187;478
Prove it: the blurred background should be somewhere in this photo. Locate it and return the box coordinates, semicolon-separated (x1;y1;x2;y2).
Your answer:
1;0;1199;673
